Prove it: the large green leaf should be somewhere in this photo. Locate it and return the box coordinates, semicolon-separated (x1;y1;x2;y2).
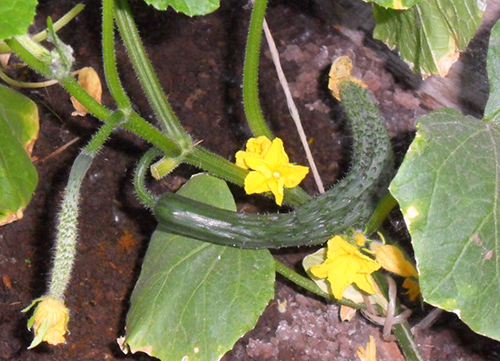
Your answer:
390;107;500;340
484;20;500;122
0;0;38;40
390;18;500;341
122;174;275;360
373;0;484;77
141;0;219;17
362;0;420;10
0;84;39;226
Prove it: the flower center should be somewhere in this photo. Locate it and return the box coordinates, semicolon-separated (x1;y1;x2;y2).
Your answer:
273;171;281;178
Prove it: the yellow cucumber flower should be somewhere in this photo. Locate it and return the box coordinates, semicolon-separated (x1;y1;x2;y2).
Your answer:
310;235;381;299
238;137;309;206
356;335;379;361
235;136;272;169
372;243;418;278
24;296;70;348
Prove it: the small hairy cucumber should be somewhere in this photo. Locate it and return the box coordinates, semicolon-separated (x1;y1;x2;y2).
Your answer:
154;82;393;249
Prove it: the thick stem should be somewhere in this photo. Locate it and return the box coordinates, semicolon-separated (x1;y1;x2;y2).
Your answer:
365;192;398;234
102;0;132;110
114;0;191;149
242;0;274;139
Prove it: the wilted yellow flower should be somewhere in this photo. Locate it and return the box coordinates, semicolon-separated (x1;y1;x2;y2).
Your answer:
402;277;421;301
356;335;379;361
70;66;102;116
239;137;309;206
310;235;381;299
24;296;70;348
372;243;418;278
235;136;272;169
328;56;367;101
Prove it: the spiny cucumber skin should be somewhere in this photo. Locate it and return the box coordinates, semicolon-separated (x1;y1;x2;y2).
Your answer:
154;82;393;249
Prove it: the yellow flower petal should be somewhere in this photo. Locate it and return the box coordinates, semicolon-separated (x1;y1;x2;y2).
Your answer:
246;136;272;155
244;171;271;194
372;243;418;278
356;335;378;361
235;136;272;169
267;175;285;206
310;236;381;299
403;277;421;301
235;150;250;169
280;164;310;188
263;138;289;166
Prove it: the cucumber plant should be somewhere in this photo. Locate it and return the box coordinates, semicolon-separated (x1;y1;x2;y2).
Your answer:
0;0;496;360
154;82;394;249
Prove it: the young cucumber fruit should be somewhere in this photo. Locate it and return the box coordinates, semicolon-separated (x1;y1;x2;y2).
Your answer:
154;82;393;249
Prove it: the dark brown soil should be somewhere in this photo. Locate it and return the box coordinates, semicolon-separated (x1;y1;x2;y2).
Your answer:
1;0;500;360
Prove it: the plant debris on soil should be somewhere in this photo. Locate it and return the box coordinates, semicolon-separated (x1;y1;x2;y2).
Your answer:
2;0;500;360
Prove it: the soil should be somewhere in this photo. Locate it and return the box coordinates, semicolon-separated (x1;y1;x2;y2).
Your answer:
1;0;500;360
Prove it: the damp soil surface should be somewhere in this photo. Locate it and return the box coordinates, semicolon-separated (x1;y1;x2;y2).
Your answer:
2;0;500;360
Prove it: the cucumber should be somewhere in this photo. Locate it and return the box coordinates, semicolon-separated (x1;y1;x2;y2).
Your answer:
154;82;394;249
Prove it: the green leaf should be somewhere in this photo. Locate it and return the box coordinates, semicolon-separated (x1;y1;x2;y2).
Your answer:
0;84;39;226
362;0;420;10
373;0;484;77
0;0;38;40
141;0;219;17
122;174;275;360
390;108;500;341
484;20;500;122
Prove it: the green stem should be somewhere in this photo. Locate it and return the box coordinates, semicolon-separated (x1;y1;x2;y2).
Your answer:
243;0;274;139
7;37;182;157
102;0;131;110
48;110;125;299
393;323;424;361
8;21;309;208
0;4;85;54
114;0;191;149
134;148;162;208
365;192;398;234
274;259;366;309
0;66;59;88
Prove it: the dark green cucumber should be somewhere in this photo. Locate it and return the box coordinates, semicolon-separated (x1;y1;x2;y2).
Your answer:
154;82;394;249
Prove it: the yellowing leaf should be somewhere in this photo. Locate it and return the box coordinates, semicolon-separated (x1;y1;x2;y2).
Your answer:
0;84;39;226
373;0;484;77
70;67;102;116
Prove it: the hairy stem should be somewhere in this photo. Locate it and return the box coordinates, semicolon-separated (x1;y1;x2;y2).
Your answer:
102;0;132;110
114;0;191;149
243;0;274;139
134;148;163;208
